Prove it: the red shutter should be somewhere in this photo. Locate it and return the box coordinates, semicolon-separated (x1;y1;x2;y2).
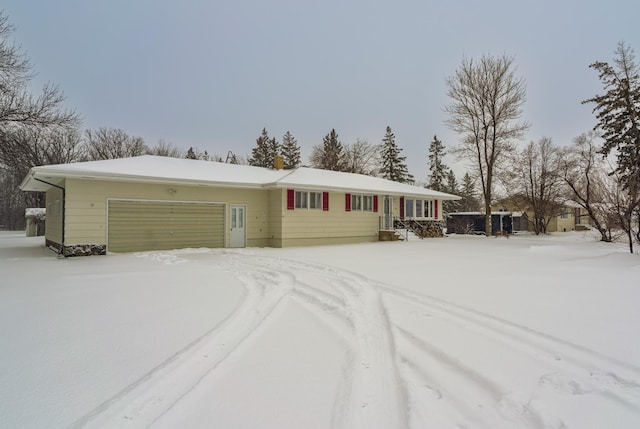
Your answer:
434;199;438;219
400;197;404;219
345;193;351;211
373;195;378;212
323;192;329;211
287;189;295;210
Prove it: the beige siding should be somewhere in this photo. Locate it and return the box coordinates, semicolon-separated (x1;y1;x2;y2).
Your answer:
267;189;284;247
45;186;64;245
64;179;271;248
278;190;380;247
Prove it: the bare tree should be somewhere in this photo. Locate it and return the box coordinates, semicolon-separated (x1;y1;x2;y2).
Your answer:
0;12;78;129
445;53;529;236
81;127;147;160
517;137;564;234
0;127;81;229
148;139;182;158
344;138;379;175
560;132;611;242
599;166;640;252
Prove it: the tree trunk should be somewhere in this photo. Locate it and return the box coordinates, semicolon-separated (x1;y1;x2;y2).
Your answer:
484;198;492;236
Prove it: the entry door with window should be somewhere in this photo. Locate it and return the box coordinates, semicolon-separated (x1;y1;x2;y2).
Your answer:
383;196;393;230
230;205;246;248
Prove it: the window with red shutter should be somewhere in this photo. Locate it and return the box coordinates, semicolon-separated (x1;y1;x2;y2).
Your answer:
373;195;378;212
345;193;351;211
323;192;329;211
434;199;438;219
400;196;405;218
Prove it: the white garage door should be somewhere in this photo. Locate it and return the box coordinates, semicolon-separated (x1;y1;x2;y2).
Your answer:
108;200;225;253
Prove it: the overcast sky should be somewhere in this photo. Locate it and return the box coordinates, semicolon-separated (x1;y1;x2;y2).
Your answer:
3;1;639;181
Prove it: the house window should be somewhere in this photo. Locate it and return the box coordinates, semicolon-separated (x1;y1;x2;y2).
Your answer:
561;208;569;219
350;194;373;212
294;190;324;210
405;199;414;217
424;200;433;218
295;191;308;209
351;194;361;211
309;192;322;209
363;195;373;211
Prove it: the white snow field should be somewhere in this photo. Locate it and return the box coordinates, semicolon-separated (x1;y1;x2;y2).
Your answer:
1;231;639;429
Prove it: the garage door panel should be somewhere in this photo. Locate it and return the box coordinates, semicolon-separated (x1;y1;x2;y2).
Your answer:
108;200;225;252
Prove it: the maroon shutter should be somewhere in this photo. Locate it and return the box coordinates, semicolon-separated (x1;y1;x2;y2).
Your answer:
434;199;438;219
287;189;295;210
400;196;404;219
373;195;378;212
345;193;351;211
323;192;329;211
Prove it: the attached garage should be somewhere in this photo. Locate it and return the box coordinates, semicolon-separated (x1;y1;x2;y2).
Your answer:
107;200;225;253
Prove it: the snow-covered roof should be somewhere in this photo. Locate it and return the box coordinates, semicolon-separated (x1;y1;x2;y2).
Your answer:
20;155;460;200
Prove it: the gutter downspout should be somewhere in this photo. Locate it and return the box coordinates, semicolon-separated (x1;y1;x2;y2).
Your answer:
33;178;66;257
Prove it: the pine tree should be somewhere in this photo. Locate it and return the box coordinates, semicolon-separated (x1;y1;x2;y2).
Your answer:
379;126;414;183
249;128;280;168
459;172;480;212
584;42;640;190
185;147;197;160
281;131;301;169
583;42;640;253
443;169;460;213
310;129;348;171
427;135;448;191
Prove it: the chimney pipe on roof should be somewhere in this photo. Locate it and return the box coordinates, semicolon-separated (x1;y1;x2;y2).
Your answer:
274;155;284;170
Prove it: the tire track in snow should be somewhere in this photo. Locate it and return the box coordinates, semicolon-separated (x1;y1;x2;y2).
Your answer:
378;285;640;393
378;284;640;422
394;326;547;429
262;257;640;426
72;254;293;429
233;254;409;429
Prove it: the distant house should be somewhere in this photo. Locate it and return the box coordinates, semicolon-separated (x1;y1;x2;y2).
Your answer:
25;208;46;237
491;196;587;233
20;155;459;256
446;211;528;235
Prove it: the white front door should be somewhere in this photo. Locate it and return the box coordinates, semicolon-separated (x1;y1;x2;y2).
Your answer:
383;196;393;230
230;205;246;248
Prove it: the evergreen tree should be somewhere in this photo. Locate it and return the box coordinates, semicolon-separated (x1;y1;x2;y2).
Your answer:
310;129;348;171
249;128;279;168
459;172;480;212
185;147;197;159
281;131;301;169
443;169;460;213
427;135;448;191
379;126;414;183
184;146;210;160
584;42;640;190
584;42;640;253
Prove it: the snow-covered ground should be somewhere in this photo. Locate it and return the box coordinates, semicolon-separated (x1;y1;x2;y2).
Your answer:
1;231;639;429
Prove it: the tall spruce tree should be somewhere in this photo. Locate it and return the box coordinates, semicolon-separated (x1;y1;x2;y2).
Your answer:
379;126;414;183
584;42;640;190
443;169;460;213
583;42;640;253
427;135;448;191
249;128;279;168
459;172;480;212
281;131;301;169
310;129;348;171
